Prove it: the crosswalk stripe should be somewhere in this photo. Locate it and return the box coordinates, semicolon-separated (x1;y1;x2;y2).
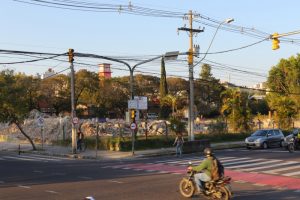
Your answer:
219;157;250;162
3;155;61;162
241;161;299;172
226;160;281;169
18;155;61;161
282;171;300;177
223;158;266;166
262;165;300;174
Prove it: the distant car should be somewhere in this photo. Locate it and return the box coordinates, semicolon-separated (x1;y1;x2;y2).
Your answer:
245;129;284;149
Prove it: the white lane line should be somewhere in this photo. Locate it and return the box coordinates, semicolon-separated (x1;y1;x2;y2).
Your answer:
18;185;31;189
226;160;281;169
0;181;4;184
223;158;265;166
0;158;5;160
263;165;300;174
282;171;300;176
109;180;123;184
45;190;59;194
242;161;299;172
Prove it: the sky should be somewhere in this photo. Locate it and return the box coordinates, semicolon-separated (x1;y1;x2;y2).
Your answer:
1;0;300;87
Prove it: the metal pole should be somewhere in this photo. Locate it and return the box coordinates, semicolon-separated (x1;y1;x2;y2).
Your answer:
70;61;77;154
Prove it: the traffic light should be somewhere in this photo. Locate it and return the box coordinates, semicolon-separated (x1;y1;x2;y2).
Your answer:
131;110;136;120
272;33;280;50
68;48;74;63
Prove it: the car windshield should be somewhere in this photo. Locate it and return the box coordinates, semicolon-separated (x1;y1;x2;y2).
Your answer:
252;130;267;137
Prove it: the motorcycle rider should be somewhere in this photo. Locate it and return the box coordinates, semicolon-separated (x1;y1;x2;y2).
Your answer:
187;147;214;193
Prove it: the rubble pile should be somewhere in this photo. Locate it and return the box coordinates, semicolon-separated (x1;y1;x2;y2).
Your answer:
0;110;170;143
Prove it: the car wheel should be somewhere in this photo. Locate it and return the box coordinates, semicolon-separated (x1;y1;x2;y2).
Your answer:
262;142;268;149
246;146;251;150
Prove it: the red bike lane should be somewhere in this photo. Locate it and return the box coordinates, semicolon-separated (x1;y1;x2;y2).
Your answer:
113;163;300;190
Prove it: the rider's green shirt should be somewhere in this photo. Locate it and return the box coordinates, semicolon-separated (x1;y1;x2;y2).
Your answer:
191;157;212;177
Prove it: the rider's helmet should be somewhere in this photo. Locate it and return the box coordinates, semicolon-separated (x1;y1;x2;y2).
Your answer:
203;147;213;157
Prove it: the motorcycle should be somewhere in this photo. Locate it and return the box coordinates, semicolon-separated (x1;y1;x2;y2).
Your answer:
287;137;299;153
179;163;232;200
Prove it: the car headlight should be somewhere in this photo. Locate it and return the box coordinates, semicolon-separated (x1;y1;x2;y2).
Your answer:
254;138;262;143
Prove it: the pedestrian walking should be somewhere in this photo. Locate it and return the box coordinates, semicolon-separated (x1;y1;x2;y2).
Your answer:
173;133;184;157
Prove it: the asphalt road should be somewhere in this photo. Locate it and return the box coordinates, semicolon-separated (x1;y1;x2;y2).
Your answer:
1;148;300;200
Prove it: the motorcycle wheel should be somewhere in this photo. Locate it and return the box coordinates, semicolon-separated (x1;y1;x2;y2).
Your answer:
212;187;230;200
179;178;195;198
288;143;295;153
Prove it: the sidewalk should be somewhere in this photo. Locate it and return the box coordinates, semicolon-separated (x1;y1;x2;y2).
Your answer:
0;140;245;160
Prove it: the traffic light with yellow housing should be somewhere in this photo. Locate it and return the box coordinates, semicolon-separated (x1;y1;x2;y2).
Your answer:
68;48;74;63
131;110;136;120
272;33;280;50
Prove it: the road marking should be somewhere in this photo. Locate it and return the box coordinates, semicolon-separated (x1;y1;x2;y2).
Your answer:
45;190;59;194
223;158;265;166
294;190;300;193
263;165;300;174
282;171;300;177
253;183;266;187
241;161;299;172
226;160;281;169
0;181;4;184
234;180;247;184
219;157;250;162
0;158;5;160
109;180;123;184
18;185;31;189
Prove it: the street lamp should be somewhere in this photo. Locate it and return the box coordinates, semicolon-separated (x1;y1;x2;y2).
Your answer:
188;18;234;141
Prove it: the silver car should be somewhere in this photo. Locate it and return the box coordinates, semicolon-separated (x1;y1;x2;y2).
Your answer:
245;129;285;149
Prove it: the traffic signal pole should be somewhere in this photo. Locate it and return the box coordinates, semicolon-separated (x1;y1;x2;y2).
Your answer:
68;49;77;154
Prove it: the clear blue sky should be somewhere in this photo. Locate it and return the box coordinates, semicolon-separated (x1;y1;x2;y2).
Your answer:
1;0;300;87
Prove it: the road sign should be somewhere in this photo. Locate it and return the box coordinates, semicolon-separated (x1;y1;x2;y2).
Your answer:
37;116;44;127
128;99;138;109
130;122;137;130
72;117;79;124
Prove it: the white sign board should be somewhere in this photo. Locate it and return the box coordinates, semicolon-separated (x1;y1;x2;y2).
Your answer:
134;96;148;110
128;100;138;109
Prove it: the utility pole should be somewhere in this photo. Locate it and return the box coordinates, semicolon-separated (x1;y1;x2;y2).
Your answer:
178;10;204;141
68;48;77;154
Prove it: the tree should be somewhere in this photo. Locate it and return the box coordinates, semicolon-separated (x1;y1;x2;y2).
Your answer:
267;54;300;128
0;70;37;150
195;64;225;117
159;57;168;98
220;89;252;132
